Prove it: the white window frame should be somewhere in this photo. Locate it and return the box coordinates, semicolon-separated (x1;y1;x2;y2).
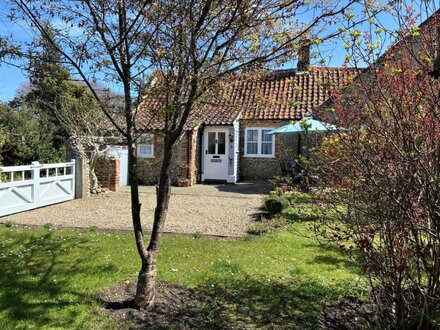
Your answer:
244;127;275;158
137;134;154;158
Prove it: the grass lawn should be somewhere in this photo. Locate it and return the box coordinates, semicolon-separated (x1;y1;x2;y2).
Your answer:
0;222;362;329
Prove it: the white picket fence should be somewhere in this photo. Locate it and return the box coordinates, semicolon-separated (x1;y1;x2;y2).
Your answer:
0;160;76;217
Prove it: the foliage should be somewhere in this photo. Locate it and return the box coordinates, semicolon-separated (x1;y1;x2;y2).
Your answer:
314;5;440;328
282;206;321;222
0;102;65;165
246;217;288;235
270;176;293;191
265;195;290;216
0;26;102;166
24;23;71;155
0;225;360;329
192;231;203;239
3;221;14;228
269;187;284;197
284;191;315;204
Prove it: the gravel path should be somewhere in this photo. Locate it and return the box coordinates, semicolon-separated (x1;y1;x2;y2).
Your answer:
1;190;263;237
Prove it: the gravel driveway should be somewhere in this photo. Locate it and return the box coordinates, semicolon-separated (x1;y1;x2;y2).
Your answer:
1;184;268;237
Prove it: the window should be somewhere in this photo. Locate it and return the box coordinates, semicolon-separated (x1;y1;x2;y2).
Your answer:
207;132;216;154
207;131;226;155
137;134;154;158
244;128;275;157
217;132;226;155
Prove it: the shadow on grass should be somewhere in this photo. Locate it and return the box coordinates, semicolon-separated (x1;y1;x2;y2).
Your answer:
197;274;341;329
296;242;359;274
0;229;115;328
313;255;359;271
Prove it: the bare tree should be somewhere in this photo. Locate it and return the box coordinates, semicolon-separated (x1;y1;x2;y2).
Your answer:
3;0;371;308
56;84;120;192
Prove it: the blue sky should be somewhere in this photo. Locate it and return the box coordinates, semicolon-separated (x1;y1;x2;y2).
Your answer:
0;5;31;101
0;1;435;102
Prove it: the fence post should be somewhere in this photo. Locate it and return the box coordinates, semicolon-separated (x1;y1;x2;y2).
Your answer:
31;161;42;208
71;159;76;198
75;158;88;199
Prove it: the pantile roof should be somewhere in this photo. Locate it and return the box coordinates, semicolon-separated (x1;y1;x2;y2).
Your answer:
136;66;359;131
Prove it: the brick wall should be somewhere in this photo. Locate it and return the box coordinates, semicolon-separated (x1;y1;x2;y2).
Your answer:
239;119;299;181
134;121;301;184
187;130;198;185
137;132;196;185
95;156;120;191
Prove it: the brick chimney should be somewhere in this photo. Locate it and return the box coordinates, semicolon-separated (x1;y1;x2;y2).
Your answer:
297;39;311;72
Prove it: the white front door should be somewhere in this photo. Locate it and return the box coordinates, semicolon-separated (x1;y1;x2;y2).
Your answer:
203;127;229;181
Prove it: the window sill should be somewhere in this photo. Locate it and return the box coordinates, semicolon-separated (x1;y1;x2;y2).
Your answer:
243;154;276;159
137;155;155;159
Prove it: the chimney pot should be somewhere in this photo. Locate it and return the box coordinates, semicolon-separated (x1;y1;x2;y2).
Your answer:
297;39;311;72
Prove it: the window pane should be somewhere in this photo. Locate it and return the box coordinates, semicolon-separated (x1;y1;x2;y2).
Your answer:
261;142;272;155
261;130;272;142
217;132;226;154
138;134;154;157
247;142;258;154
208;132;216;154
140;135;152;144
247;129;258;142
139;144;147;154
145;145;152;155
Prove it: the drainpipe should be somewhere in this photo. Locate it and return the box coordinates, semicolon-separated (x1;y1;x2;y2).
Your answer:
198;125;204;182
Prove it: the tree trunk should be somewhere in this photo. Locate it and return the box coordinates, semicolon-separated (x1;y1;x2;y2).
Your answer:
89;153;99;192
127;135;156;308
135;249;159;308
134;135;173;308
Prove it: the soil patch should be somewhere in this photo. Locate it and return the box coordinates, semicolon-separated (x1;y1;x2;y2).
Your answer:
99;281;210;329
322;295;375;329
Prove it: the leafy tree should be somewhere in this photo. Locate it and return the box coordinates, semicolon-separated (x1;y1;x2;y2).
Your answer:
4;0;371;308
24;23;71;154
0;102;65;165
1;24;108;189
314;3;440;328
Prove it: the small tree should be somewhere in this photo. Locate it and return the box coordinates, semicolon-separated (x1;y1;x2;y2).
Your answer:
314;3;440;328
56;82;115;192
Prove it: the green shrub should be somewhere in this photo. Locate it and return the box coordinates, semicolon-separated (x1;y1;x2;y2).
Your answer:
88;226;99;232
269;187;284;197
282;208;302;222
293;193;315;204
282;206;321;222
247;217;287;235
4;221;14;228
242;234;253;241
43;222;54;230
265;196;290;215
283;192;296;205
193;231;203;239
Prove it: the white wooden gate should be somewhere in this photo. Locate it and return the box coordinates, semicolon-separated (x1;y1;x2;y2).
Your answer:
0;160;76;217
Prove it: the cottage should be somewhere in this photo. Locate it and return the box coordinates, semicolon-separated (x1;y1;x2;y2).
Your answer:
134;46;357;186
